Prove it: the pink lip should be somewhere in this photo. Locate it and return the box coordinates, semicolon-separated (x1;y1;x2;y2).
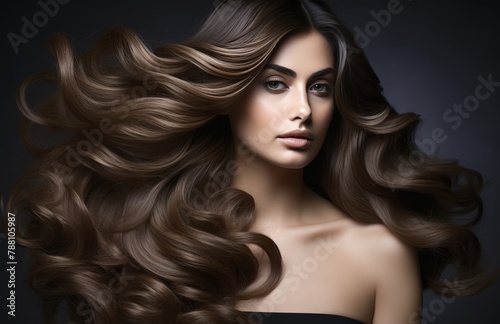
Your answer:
277;129;314;140
277;129;314;148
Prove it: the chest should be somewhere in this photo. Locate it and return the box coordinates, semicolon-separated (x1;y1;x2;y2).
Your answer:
238;234;375;322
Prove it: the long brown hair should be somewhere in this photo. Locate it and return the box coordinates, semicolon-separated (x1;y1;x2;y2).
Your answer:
6;0;490;323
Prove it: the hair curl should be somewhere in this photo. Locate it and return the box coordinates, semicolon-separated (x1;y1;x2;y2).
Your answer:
6;0;492;323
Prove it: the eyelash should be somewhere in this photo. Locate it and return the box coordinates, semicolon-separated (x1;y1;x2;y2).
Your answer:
263;79;333;95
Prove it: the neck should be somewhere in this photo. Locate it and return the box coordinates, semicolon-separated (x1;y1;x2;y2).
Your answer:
230;154;306;229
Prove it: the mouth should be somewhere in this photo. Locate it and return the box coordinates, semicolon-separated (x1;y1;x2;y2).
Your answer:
277;129;314;148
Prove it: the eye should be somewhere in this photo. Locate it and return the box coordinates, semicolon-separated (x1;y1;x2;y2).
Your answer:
265;79;288;91
309;82;332;94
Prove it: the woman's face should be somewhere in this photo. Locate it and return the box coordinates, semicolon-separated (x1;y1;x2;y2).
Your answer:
229;30;335;169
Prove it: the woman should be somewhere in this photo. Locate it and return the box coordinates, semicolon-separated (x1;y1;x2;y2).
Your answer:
7;0;492;323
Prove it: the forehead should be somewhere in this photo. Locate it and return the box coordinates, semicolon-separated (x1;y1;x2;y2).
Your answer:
267;31;334;72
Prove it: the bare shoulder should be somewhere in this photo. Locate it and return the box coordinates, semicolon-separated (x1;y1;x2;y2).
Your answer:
342;220;419;272
303;187;419;270
306;189;421;285
338;219;422;322
347;222;414;253
340;220;422;322
270;189;421;322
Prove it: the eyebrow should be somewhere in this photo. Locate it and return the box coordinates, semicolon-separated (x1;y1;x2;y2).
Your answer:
263;63;335;79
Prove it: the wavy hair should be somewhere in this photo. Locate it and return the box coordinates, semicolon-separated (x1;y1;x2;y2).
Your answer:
6;0;491;323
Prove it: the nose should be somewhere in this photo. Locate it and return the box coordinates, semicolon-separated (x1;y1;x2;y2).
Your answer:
289;87;311;122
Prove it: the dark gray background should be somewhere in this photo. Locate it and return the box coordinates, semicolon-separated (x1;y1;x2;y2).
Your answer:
1;0;499;323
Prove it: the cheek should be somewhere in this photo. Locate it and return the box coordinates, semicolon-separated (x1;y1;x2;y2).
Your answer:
232;93;281;140
245;99;273;131
314;101;335;132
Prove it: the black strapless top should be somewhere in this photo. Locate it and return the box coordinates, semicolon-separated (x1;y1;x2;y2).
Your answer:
246;312;364;323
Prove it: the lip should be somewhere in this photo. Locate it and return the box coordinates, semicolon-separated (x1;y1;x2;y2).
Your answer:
277;129;314;140
277;129;314;148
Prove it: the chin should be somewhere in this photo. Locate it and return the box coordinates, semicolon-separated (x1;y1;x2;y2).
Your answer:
267;156;316;170
251;145;322;170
